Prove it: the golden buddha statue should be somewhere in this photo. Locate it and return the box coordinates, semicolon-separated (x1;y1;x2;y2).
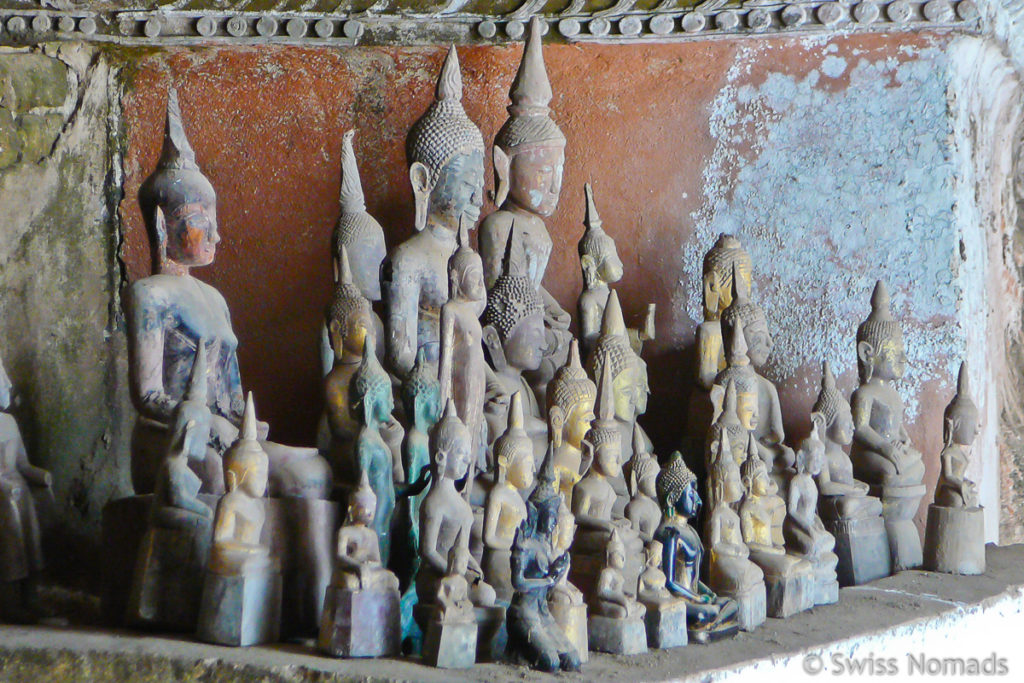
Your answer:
696;234;752;391
546;340;596;505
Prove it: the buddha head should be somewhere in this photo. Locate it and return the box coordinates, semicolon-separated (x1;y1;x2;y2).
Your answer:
493;17;566;219
402;347;442;433
709;431;743;507
430;399;473;482
627;426;659;501
348;470;377;527
407;46;485;234
645;541;663;570
139;87;219;274
482;226;545;373
578;183;623;289
721;264;772;368
587;290;641;422
795;420;826;477
709;379;747;463
740;448;771;499
714;319;760;433
169;340;213;460
494;391;535;490
656;451;701;520
856;281;907;383
448;218;486;315
812;361;854;448
702;234;752;322
553;499;577;554
943;361;979;447
350;334;393;426
605;528;626;571
585;362;623;478
223;392;269;499
327;245;374;361
528;443;561;539
547;340;597;451
0;355;11;411
334;129;386;301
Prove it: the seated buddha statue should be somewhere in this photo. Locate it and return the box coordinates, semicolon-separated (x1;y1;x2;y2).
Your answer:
129;87;329;499
592;530;645;620
624;427;662;544
934;362;979;509
708;379;752;468
546;340;596;505
329;471;400;593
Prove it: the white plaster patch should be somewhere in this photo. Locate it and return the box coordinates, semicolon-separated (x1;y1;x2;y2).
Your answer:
821;55;848;78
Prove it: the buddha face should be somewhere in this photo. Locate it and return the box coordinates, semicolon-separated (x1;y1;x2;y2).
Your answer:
439;432;472;481
331;309;372;360
235;457;268;498
564;399;596;450
595;440;622;478
859;337;907;381
736;390;760;432
164;199;220;267
674;479;702;519
611;365;640;423
371;387;394;425
553;509;577;552
506;145;565;217
804;442;824;477
0;361;10;410
639;472;657;500
536;504;559;537
703;265;752;321
349;496;375;526
607;546;625;570
634;361;650;417
828;405;855;447
449;546;471;576
429;150;485;229
416;392;442;431
597;245;624;286
950;412;979;446
508;451;535;490
452;260;487;308
722;464;743;504
503;311;546;372
645;544;660;569
743;317;773;368
749;467;771;497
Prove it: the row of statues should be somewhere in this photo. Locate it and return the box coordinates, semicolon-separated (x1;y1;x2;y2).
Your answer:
0;13;988;677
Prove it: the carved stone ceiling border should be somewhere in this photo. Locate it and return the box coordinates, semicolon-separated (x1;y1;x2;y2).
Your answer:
0;0;979;46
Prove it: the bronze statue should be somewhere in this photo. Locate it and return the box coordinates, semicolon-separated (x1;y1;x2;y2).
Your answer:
546;340;596;505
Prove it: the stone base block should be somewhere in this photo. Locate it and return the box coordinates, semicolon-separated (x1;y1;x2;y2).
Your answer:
814;576;840;606
643;604;688;649
764;567;814;618
878;484;926;571
474;604;507;662
196;569;282;647
828;515;892;586
549;601;588;663
587;614;648;655
719;582;766;632
924;505;986;575
422;619;477;669
317;586;400;658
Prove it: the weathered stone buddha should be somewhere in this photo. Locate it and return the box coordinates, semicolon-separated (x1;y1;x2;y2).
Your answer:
577;183;656;359
546;340;596;505
636;541;688;649
850;281;926;571
784;424;839;605
384;45;485;377
696;234;753;391
653;452;739;644
483;391;535;602
588;529;647;655
422;538;478;669
739;452;813;618
624;427;662;544
704;432;766;631
130;87;329;499
924;361;985;575
479;16;572;403
548;499;588;661
0;356;52;623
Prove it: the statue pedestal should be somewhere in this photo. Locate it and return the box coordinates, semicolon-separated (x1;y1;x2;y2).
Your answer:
318;585;401;658
825;513;892;586
196;568;282;646
811;563;840;606
923;505;985;575
423;618;477;669
474;604;508;662
126;525;209;631
548;600;588;663
641;602;688;649
587;614;648;655
750;553;814;618
877;483;926;571
717;581;766;632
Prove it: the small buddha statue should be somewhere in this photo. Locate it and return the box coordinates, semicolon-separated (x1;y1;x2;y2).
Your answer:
130;87;329;499
739;451;814;618
482;391;535;602
637;542;674;607
479;16;572;403
636;540;689;649
708;378;752;467
624;427;662;544
0;356;52;623
593;529;645;621
576;183;655;358
784;423;839;605
438;218;488;472
850;281;926;570
436;541;476;624
384;45;485;377
548;500;588;660
924;361;985;575
422;536;479;669
546;340;597;505
704;432;765;630
653;453;739;644
331;471;400;592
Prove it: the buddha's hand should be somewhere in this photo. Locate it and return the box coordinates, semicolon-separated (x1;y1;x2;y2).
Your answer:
550;552;570;579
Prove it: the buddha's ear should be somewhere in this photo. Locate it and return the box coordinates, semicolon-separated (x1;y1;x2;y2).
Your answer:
856;340;874;367
492;146;510;207
943;416;956;446
548;405;565;433
709;384;726;422
409;162;431;232
580;254;597;285
482;325;507;372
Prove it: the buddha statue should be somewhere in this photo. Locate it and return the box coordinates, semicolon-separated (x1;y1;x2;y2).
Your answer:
588;528;648;655
695;234;752;391
328;471;400;593
130;87;329;499
577;183;655;358
653;452;739;644
784;423;839;605
850;281;926;570
422;534;479;669
0;356;52;622
636;540;689;649
720;267;794;484
128;418;214;630
482;226;548;460
505;449;581;672
624;427;662;544
384;45;485;377
707;379;752;468
546;340;597;505
637;542;675;608
438;218;488;472
924;361;985;575
482;392;535;602
704;432;765;631
548;499;588;660
479;16;572;403
739;451;814;617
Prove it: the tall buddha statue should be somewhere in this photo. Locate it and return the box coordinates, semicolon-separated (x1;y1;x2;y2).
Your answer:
384;45;485;377
850;281;926;570
479;16;572;402
546;340;596;504
130;87;329;499
576;183;655;359
695;234;752;391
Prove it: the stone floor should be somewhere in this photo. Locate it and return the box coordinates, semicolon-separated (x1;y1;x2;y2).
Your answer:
1;544;1023;682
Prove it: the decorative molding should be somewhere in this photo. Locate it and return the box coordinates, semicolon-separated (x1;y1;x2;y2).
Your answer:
0;1;981;47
